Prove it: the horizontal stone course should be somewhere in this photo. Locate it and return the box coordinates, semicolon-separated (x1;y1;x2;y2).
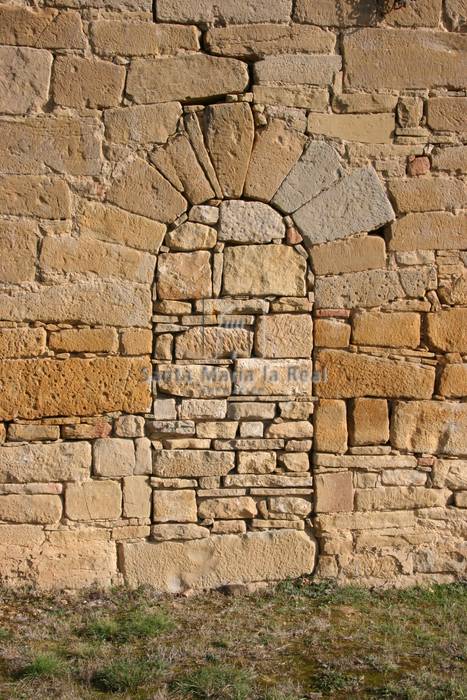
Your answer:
206;24;335;59
0;443;90;483
156;0;293;24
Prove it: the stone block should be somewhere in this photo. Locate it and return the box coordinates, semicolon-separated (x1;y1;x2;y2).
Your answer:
280;453;309;472
314;400;347;453
104;103;182;144
293;166;394;246
427;97;467;132
153;450;235;477
53;56;125;108
135;438;152;475
66;480;121;521
315;350;435;399
310;236;386;275
223;245;306;297
119;530;316;592
268;496;311;518
90;20;199;55
388;178;466;213
391;401;467;456
49;328;118;354
454;492;467;508
0;221;38;284
295;0;441;26
180;400;227;420
254;54;341;86
6;424;59;442
0;328;45;359
253;85;328;110
343;29;466;90
157;251;212;300
156;364;231;398
121;329;153;356
0;47;51;114
381;470;427;486
156;0;293;24
94;439;135;477
388;213;466;251
308;113;394;144
255;314;312;359
0;357;151;421
127;54;248;103
153;489;197;522
315;473;353;513
234;359;313;397
0;176;71;219
198;497;257;519
176;327;252;360
314;320;350;348
206;23;334;59
432;146;467;173
196;422;238;439
439;364;467;399
333;93;398;113
237;452;276;474
123;476;151;518
115;416;145;438
427;309;467;353
351;311;420;348
166;223;217;251
349;398;389;446
266;421;313;439
227;403;276;420
218;200;285;244
355;486;448;511
0;6;86;48
0;494;61;524
151;523;209;540
0;442;90;483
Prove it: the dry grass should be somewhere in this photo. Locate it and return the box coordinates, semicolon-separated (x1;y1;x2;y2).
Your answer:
0;579;465;699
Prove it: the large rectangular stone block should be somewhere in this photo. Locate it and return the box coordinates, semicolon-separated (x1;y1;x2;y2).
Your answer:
295;0;441;26
254;54;341;86
343;29;467;90
233;359;313;396
307;113;394;144
66;481;121;521
391;401;467;455
206;24;335;59
90;20;199;55
53;56;125;109
255;314;313;359
0;176;71;218
119;530;315;592
0;442;91;483
0;6;85;48
156;364;232;398
351;311;420;348
0;221;38;284
0;357;151;420
387;178;466;214
427;97;467;132
310;236;386;276
315;350;435;399
153;450;235;477
0;495;62;524
0;47;52;114
355;487;448;511
427;309;467;352
156;0;293;24
0;328;45;359
388;213;467;251
223;245;306;297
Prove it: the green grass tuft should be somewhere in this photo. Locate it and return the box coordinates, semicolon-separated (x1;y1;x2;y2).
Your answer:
0;627;11;641
91;657;162;693
174;663;254;700
82;607;174;643
17;653;67;679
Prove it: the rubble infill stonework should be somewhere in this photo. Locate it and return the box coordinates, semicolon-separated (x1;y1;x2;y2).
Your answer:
0;0;465;591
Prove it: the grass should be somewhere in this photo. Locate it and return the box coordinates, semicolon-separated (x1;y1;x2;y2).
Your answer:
0;581;465;699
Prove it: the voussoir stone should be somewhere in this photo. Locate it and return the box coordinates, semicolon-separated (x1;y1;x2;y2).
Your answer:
204;103;254;198
176;327;253;360
119;530;316;592
156;0;293;24
255;314;313;358
127;54;248;103
0;442;91;483
293;166;394;246
157;251;212;300
273;140;341;214
315;350;435;399
219;200;285;244
107;158;187;223
153;450;235;477
0;357;151;420
391;401;467;455
223;245;306;296
0;47;52;114
254;54;341;86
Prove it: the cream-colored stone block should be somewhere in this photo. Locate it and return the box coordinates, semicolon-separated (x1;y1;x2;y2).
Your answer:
350;399;389;446
315;472;353;513
153;489;197;522
314;400;347;453
66;480;121;521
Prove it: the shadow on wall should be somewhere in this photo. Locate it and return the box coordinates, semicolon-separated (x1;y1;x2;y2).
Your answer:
335;0;410;25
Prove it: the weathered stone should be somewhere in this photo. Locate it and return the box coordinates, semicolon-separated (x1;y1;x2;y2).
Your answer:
280;453;309;472
223;245;306;297
0;279;151;326
0;47;52;114
253;85;328;110
157;251;211;300
199;497;257;519
333;93;398;113
189;205;219;225
78;201;166;254
267;421;313;438
66;480;121;521
204;103;254;198
255;314;313;359
156;134;215;204
273;141;341;214
355;486;448;511
0;220;38;284
427;97;467;132
0;117;101;177
153;450;235;477
121;329;153;356
107;158;187;223
391;401;467;456
197;422;237;439
207;24;334;59
314;400;347;453
381;470;427;487
153;489;197;522
308;113;394;144
0;442;90;483
176;327;253;360
388;178;466;213
156;364;231;398
151;524;209;540
237;452;276;474
352;311;420;348
388;213;467;251
219;200;285;244
254;54;341;86
432;146;467;173
104;103;182;143
127;54;248;103
293;167;394;245
454;492;467;508
166;223;216;251
0;176;71;218
115;416;145;438
120;530;316;591
226;474;312;487
314;267;436;309
434;461;467;491
94;439;135;478
314;454;416;469
244;120;306;201
315;350;435;399
311;236;386;276
179;400;225;421
40;236;155;285
234;359;313;397
157;0;291;23
295;0;441;26
314;320;350;348
6;424;59;442
315;473;353;513
343;29;466;90
123;476;151;518
439;364;467;399
53;56;125;108
0;357;151;420
349;398;389;447
427;309;467;353
268;496;311;518
0;495;61;524
91;20;198;55
227;403;276;421
49;328;118;354
0;6;85;48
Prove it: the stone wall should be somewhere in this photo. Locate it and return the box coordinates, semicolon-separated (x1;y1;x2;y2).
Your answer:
0;0;466;591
